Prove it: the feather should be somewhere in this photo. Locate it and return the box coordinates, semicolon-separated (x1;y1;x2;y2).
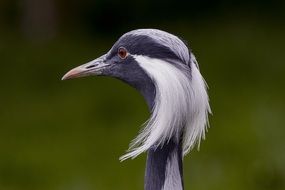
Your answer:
120;53;210;161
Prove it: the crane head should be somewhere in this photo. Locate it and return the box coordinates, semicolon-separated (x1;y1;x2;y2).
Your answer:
62;29;211;161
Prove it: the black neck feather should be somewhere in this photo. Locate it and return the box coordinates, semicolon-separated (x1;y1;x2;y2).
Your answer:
144;139;184;190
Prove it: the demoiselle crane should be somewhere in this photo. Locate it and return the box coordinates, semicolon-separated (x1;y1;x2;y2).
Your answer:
62;29;211;190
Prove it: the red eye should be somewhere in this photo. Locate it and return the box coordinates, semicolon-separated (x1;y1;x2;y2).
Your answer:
118;47;128;59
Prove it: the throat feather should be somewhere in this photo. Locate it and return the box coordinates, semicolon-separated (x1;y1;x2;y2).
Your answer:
120;54;210;161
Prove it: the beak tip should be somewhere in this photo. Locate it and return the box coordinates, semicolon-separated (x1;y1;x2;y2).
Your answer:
61;68;80;81
61;73;71;81
61;75;68;81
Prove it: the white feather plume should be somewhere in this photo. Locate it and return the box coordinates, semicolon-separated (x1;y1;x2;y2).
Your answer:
119;53;211;161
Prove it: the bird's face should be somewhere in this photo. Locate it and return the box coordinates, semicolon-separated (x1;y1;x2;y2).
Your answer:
62;29;188;93
62;46;147;84
62;29;211;161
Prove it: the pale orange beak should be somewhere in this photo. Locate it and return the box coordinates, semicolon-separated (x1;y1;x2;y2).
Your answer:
62;54;109;80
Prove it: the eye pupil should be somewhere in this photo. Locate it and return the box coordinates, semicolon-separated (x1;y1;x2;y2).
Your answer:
118;47;128;59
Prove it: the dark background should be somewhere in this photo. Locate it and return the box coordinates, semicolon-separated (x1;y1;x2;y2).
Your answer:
0;0;285;189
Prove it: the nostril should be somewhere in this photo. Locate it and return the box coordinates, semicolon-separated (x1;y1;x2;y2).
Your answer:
86;64;98;69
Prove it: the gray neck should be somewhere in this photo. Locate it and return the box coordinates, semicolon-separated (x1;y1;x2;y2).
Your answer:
145;139;184;190
143;89;184;190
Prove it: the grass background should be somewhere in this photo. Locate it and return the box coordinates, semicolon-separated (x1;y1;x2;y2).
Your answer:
0;1;285;189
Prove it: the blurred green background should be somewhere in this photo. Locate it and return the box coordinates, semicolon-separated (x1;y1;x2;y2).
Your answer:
0;0;285;189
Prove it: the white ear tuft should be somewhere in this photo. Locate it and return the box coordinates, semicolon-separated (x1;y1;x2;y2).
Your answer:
120;54;210;161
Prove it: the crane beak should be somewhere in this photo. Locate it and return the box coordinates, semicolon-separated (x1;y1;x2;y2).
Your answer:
62;54;109;80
